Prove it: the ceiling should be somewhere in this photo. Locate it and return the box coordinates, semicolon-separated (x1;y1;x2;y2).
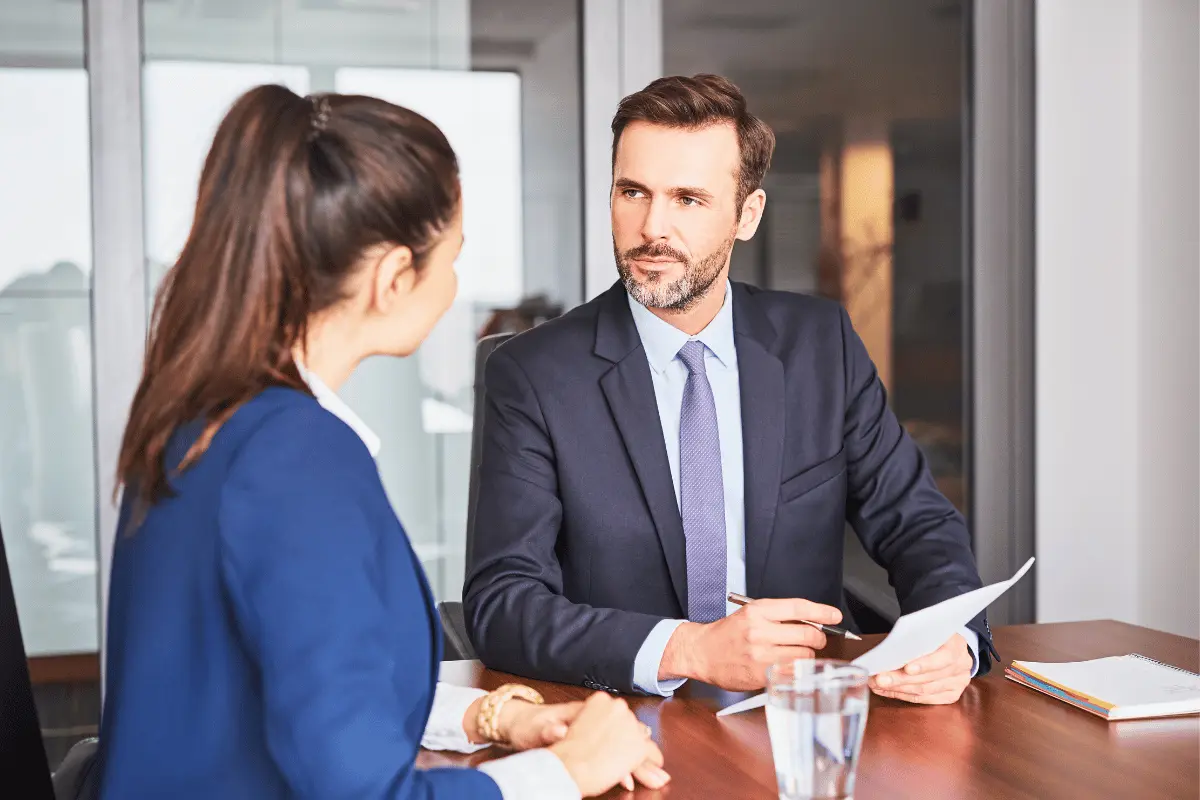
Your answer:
663;0;965;131
0;0;963;149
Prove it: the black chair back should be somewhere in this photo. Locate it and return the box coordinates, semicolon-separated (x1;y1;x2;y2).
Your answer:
464;333;514;570
0;520;55;799
439;333;514;661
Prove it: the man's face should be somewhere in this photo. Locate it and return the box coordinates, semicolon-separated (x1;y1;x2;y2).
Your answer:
611;121;760;311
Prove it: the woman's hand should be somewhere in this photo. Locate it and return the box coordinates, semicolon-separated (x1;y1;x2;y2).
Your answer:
549;693;670;797
497;700;583;751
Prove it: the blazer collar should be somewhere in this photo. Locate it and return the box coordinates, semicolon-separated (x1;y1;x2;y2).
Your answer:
295;361;382;459
594;279;776;362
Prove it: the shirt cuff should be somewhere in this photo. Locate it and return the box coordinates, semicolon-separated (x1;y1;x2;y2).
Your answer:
422;681;490;753
960;626;981;677
478;749;581;800
632;618;688;696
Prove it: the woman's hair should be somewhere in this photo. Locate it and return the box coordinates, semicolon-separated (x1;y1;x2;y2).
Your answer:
117;85;460;510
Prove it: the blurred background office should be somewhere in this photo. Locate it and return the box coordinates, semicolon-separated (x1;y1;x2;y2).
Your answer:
0;0;1195;770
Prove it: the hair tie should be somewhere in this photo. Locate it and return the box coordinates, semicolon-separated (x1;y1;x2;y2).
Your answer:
307;95;332;141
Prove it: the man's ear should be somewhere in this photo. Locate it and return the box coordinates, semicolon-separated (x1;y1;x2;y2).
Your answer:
370;244;414;313
736;189;767;241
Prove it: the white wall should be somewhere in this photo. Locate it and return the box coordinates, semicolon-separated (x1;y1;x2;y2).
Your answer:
1135;0;1200;638
1036;0;1199;638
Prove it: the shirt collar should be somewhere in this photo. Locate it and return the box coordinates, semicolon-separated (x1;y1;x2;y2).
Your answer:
626;281;737;374
295;361;382;458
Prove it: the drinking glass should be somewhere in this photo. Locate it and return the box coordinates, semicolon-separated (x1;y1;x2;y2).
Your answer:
765;659;870;800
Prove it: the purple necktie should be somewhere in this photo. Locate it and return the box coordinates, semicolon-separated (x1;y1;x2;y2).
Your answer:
677;341;727;623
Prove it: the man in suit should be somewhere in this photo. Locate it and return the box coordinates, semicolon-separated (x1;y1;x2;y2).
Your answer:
465;74;998;703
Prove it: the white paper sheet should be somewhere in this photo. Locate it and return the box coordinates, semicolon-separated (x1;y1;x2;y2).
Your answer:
716;692;769;717
717;557;1034;717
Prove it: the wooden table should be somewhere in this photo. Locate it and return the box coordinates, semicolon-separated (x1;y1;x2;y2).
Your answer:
420;621;1199;799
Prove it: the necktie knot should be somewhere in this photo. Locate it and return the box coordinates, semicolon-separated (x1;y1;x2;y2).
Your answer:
677;340;708;376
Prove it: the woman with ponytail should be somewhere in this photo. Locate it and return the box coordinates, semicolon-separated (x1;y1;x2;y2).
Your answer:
96;86;668;800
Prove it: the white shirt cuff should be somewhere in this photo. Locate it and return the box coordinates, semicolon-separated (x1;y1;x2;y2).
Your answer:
960;626;981;677
478;749;581;800
421;681;490;753
632;618;688;696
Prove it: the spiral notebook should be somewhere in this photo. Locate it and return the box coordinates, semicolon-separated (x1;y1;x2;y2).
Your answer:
1005;654;1200;721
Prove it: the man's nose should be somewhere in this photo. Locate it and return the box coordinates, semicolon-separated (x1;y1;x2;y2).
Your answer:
641;197;671;241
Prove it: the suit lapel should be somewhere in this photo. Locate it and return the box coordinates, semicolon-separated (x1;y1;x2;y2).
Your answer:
595;284;688;613
733;285;786;597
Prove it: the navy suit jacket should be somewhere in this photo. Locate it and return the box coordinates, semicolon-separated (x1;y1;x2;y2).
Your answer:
465;281;998;694
98;389;499;799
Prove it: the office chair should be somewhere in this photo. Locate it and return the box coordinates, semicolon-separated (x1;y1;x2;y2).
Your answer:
438;333;514;661
0;518;101;800
0;518;55;798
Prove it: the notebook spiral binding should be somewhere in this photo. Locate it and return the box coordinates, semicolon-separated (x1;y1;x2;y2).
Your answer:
1131;653;1200;679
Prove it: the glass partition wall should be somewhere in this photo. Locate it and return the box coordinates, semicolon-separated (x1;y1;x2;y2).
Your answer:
665;0;972;516
2;0;584;767
0;0;101;767
142;0;582;605
657;0;1035;625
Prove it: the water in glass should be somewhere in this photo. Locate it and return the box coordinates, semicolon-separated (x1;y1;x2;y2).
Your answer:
765;659;869;800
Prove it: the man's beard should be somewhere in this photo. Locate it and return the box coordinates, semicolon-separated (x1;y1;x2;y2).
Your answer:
614;232;735;312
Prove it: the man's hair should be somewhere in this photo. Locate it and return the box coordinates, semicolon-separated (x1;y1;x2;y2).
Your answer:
611;74;775;208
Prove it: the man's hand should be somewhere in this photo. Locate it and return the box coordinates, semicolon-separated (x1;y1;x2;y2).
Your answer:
659;598;843;690
868;632;973;705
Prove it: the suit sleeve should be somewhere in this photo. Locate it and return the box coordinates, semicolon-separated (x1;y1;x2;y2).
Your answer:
463;348;664;693
838;308;1000;673
217;407;502;799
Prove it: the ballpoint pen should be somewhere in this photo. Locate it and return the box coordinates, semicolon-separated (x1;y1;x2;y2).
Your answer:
727;592;862;640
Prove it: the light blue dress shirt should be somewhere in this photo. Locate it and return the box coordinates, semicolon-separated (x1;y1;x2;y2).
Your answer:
627;283;978;695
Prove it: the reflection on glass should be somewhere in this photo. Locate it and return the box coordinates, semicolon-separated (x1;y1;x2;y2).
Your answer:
334;67;524;601
142;0;582;600
0;64;98;657
664;0;968;513
336;67;524;308
142;62;311;291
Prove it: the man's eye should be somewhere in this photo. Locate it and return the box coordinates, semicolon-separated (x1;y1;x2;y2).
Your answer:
680;196;699;207
622;189;644;199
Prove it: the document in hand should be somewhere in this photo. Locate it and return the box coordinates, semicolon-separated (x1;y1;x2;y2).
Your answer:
1005;655;1200;720
717;557;1034;717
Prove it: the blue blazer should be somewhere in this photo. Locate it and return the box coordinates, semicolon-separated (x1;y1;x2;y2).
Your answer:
465;281;999;693
98;388;500;799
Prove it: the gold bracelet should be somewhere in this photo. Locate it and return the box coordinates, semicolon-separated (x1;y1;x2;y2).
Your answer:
476;683;544;744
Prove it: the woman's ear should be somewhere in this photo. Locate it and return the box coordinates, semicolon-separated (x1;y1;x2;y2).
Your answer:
371;244;414;313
